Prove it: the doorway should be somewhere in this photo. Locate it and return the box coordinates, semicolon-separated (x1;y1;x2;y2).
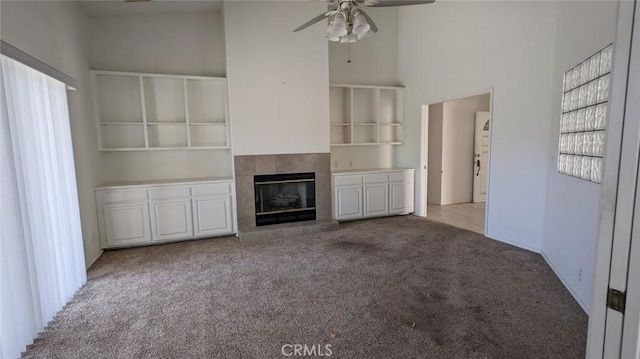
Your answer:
421;92;492;234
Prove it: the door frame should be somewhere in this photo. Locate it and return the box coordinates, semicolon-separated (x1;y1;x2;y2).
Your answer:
587;0;637;357
419;88;494;233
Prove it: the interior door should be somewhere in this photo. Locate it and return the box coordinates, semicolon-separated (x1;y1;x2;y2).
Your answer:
607;2;640;357
473;111;490;203
587;1;639;357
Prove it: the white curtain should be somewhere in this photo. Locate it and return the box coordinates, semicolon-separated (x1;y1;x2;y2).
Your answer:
0;55;86;359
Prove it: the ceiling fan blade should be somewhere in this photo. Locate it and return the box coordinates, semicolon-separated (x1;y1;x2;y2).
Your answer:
367;0;435;7
358;10;378;33
293;12;331;32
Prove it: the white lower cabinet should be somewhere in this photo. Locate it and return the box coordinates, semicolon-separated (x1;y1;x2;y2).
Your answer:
193;196;233;236
389;181;414;214
150;199;194;241
96;179;236;249
103;201;152;246
364;183;389;217
333;169;414;221
336;185;363;220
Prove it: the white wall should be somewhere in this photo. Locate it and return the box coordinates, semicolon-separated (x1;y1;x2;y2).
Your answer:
88;11;232;181
441;94;490;205
1;1;102;266
224;1;330;156
89;12;226;76
398;1;558;251
329;8;399;86
542;0;619;313
100;151;233;183
427;103;444;204
331;145;394;171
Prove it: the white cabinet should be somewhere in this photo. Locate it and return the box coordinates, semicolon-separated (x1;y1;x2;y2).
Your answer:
92;71;229;151
332;169;414;221
389;171;415;214
150;199;194;241
389;182;414;214
193;196;233;236
363;183;388;217
96;178;236;249
102;202;152;247
330;84;404;146
335;185;363;220
191;182;234;236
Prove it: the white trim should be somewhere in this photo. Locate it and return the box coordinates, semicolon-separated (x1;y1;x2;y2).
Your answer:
85;250;104;270
425;87;495;108
330;83;404;90
484;89;495;235
541;251;589;314
418;105;429;217
91;70;226;82
483;231;541;254
1;40;78;89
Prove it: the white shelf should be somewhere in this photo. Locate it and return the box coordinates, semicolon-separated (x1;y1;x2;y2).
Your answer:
100;122;143;126
98;147;229;152
147;122;187;125
329;84;404;146
190;122;226;126
92;71;230;151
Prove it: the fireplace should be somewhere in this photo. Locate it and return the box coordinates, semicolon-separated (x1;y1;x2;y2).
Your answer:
254;172;316;226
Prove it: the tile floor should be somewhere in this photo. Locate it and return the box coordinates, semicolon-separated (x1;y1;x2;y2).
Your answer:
427;202;486;235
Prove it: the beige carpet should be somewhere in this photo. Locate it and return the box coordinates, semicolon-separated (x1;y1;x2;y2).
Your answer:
23;216;587;358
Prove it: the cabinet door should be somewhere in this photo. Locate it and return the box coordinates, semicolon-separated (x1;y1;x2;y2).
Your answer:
389;181;415;214
335;185;363;220
150;198;193;242
193;196;233;237
364;183;389;217
103;202;152;247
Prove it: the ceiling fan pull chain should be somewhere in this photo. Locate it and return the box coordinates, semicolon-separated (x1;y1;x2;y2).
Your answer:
348;42;352;64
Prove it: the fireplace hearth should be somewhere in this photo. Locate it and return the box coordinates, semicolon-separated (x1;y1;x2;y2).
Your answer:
254;172;316;226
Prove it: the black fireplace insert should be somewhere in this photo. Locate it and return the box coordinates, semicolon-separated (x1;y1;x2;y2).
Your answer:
254;172;316;226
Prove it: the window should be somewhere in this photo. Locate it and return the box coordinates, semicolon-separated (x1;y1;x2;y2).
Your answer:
557;44;613;183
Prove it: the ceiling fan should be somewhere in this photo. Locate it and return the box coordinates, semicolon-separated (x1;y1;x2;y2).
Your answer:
294;0;435;43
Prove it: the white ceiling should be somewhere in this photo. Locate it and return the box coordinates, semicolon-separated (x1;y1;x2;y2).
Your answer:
78;0;223;17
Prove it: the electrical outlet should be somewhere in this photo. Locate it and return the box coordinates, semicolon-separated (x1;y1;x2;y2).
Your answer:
578;268;583;282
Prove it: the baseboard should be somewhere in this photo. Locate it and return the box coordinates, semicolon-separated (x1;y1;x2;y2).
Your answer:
483;231;541;254
541;251;589;314
85;250;103;270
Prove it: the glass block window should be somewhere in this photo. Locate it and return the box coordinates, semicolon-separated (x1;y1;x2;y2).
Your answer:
558;44;613;183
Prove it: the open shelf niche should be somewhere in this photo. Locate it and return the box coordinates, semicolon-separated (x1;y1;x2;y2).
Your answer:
329;84;404;171
92;71;230;151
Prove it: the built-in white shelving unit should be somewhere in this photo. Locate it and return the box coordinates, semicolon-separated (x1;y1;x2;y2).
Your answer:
330;84;404;146
92;71;230;151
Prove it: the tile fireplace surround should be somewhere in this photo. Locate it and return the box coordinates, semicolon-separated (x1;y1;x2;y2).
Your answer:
234;153;332;231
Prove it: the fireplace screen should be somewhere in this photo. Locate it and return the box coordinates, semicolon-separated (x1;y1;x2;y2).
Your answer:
254;172;316;226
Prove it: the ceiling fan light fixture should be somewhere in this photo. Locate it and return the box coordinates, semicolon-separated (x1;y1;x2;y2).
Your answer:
327;14;348;37
364;0;380;5
324;33;340;42
357;29;374;40
340;33;358;43
352;12;370;35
